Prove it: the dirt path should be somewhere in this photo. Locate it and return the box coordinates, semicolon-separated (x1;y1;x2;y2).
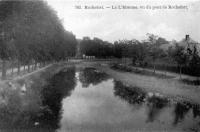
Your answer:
0;64;53;87
12;64;53;81
94;63;200;104
130;66;198;80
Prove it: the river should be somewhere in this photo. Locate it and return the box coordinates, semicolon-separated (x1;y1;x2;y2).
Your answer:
0;65;200;132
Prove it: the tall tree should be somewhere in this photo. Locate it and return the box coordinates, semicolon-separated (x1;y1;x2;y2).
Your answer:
147;33;160;73
0;0;77;78
170;44;189;79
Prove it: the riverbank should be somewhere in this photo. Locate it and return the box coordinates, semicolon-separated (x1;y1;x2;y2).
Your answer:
90;62;200;104
1;60;200;105
0;61;78;131
51;60;200;105
0;60;200;131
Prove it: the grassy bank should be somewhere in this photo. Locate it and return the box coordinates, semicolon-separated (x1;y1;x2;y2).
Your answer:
93;62;200;105
110;63;174;79
0;62;76;130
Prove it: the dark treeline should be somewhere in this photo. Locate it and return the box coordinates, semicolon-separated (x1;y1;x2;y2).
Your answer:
79;67;111;87
80;34;200;77
1;0;199;79
0;0;77;79
80;37;113;58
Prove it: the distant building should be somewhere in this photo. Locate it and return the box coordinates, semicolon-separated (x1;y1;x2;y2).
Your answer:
159;35;199;55
178;35;200;55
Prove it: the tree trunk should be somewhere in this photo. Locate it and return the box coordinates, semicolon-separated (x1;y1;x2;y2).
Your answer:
153;62;156;74
142;62;145;72
28;63;30;73
17;61;20;75
179;65;182;79
31;63;34;71
11;61;14;76
32;63;34;71
11;67;14;76
24;65;26;72
34;62;37;70
2;59;7;80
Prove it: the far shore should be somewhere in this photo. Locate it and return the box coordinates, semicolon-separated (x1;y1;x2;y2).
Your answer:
1;60;200;105
89;61;200;104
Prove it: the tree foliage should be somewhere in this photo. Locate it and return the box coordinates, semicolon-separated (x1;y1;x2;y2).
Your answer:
0;0;77;64
80;37;113;58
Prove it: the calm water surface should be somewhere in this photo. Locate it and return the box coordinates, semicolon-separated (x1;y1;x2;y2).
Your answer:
0;66;200;132
57;67;200;132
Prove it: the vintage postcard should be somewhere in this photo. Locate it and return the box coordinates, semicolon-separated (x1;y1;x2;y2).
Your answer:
0;0;200;131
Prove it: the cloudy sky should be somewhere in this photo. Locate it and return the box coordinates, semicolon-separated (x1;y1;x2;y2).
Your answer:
46;0;200;42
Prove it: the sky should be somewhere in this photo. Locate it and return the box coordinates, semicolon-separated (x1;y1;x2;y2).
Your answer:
46;0;200;43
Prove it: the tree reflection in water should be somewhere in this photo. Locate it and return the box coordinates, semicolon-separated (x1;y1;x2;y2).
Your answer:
39;67;76;130
79;67;110;88
173;102;191;125
173;101;200;127
114;80;169;122
113;80;199;125
193;105;200;118
0;66;76;131
146;95;169;122
113;80;146;105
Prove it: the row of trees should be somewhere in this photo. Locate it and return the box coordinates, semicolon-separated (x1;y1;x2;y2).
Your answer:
1;0;198;78
79;37;113;58
79;34;200;77
0;0;77;79
79;34;168;60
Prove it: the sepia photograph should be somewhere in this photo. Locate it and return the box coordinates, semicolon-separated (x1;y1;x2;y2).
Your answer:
0;0;200;131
